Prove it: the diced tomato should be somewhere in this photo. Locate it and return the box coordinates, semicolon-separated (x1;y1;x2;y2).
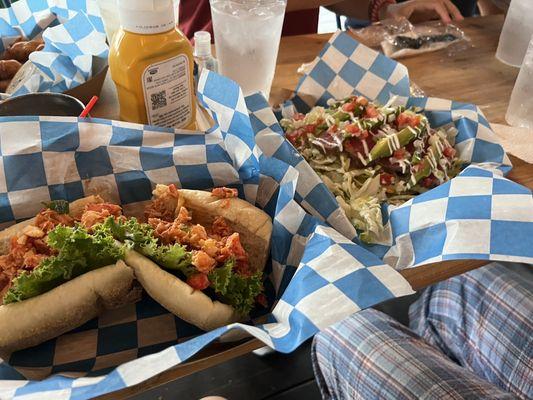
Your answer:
286;130;300;145
364;106;379;118
342;102;356;112
380;173;395;186
328;124;338;133
421;175;437;188
443;147;456;158
393;149;407;159
344;137;374;159
345;123;359;135
304;124;316;134
345;124;370;140
396;113;421;128
286;128;306;146
256;293;268;308
187;273;210;291
293;112;305;121
344;138;364;157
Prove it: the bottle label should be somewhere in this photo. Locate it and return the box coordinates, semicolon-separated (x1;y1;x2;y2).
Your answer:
142;55;193;129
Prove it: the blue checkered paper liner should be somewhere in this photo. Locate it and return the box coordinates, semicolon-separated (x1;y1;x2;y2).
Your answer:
0;70;414;399
253;31;533;268
0;0;107;97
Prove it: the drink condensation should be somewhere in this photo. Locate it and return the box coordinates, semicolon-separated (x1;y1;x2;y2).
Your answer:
496;0;533;67
506;35;533;128
210;0;286;98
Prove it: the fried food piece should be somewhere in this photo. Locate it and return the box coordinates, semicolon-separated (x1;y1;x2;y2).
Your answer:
0;59;22;80
0;79;11;93
4;39;45;63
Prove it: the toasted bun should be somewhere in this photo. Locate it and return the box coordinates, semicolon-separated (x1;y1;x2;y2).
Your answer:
126;186;272;330
178;189;272;273
126;250;239;331
0;195;104;255
0;261;140;354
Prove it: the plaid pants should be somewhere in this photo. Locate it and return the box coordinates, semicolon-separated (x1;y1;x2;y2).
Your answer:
312;263;533;399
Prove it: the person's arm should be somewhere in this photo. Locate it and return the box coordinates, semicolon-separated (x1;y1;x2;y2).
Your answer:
287;0;463;24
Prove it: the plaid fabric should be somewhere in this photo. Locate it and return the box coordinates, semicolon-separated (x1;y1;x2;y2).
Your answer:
312;308;517;399
410;263;533;399
312;262;533;399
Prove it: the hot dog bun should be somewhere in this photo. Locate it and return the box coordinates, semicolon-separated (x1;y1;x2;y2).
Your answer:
125;186;272;331
0;196;140;354
0;260;140;354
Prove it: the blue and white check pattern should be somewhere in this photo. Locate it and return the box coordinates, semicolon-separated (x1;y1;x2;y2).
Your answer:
0;0;107;98
254;31;532;268
0;70;414;399
291;31;410;113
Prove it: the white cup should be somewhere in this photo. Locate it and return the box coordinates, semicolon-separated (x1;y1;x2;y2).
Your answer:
496;0;533;67
505;34;533;128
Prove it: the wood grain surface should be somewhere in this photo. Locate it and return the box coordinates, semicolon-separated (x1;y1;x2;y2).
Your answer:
269;15;518;126
93;15;532;399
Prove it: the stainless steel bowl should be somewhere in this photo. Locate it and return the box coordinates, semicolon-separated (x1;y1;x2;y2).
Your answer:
0;93;85;117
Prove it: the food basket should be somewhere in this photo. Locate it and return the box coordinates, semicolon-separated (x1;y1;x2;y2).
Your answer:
0;0;108;104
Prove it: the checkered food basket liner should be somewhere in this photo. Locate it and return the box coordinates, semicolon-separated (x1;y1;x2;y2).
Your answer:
0;70;414;399
0;0;107;97
256;31;533;269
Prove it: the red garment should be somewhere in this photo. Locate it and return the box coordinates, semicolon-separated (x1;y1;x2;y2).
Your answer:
178;0;319;40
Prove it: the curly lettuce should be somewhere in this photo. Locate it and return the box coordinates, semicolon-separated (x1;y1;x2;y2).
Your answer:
4;224;125;304
100;217;193;274
101;218;262;314
209;258;263;315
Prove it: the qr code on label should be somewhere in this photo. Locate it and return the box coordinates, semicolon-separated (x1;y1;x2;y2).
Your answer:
151;90;167;110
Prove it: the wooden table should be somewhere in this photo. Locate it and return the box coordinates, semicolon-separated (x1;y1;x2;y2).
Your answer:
95;14;533;399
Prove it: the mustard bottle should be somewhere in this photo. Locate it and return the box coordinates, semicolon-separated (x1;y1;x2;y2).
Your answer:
109;0;196;130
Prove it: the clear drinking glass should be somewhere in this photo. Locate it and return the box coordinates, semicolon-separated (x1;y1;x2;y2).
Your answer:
505;35;533;128
496;0;533;67
210;0;287;98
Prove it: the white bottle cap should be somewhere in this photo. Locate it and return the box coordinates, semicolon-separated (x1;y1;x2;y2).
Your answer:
118;0;175;35
194;31;212;57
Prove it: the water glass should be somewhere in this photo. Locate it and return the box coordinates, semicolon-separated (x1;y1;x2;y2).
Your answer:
505;35;533;128
210;0;287;98
496;0;533;67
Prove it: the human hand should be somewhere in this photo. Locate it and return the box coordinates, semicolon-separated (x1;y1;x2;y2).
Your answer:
383;0;464;24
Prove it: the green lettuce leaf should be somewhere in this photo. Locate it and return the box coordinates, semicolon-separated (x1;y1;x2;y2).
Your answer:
101;217;263;315
209;258;263;315
3;224;124;304
101;217;193;274
41;199;69;214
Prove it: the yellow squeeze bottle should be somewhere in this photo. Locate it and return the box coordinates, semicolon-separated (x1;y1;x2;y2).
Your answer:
109;0;196;129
